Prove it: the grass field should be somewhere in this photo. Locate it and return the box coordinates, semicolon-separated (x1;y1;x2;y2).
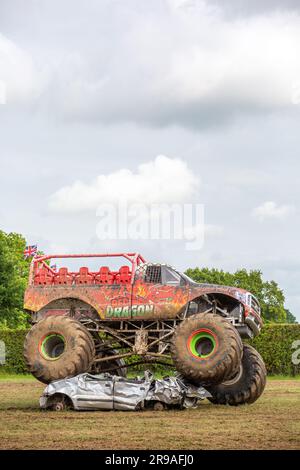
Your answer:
0;375;299;450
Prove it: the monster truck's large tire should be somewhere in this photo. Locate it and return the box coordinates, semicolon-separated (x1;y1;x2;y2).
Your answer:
207;344;267;405
171;312;243;385
24;316;95;384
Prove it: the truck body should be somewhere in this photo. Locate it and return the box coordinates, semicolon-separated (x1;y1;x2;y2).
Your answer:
24;252;262;339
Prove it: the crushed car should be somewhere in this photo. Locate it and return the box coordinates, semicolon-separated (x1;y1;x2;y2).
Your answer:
40;372;211;411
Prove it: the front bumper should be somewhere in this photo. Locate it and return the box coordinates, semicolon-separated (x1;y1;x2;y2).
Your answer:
245;313;262;336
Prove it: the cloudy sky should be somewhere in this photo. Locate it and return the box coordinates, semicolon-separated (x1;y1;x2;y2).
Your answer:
0;0;299;319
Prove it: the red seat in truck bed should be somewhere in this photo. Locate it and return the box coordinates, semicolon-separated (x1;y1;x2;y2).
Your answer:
115;265;131;284
75;267;94;285
54;267;73;285
34;267;53;285
95;266;114;284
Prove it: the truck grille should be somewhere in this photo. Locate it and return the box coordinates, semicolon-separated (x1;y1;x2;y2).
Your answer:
251;296;261;316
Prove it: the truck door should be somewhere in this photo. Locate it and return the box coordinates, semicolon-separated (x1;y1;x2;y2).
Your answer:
131;265;189;320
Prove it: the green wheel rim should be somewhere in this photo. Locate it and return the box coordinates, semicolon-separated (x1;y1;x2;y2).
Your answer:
40;333;66;361
188;330;217;358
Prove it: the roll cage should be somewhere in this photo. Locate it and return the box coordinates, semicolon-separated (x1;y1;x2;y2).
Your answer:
28;252;146;286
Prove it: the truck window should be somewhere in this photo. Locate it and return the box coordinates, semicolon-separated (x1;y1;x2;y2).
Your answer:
144;265;162;284
162;267;184;286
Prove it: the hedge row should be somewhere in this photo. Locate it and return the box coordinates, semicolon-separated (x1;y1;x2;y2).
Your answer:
0;329;28;374
249;324;300;376
0;324;299;376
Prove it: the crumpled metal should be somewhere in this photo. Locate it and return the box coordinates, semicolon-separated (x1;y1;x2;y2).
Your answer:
40;371;211;411
147;375;211;408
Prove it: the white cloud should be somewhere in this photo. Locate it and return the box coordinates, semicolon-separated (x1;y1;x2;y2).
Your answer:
48;155;199;213
208;0;300;18
50;8;300;127
183;222;223;246
3;3;300;128
252;201;296;221
204;224;224;236
0;33;39;104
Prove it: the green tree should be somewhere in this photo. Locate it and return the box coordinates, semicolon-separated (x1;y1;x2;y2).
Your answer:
285;309;297;324
185;267;288;323
0;230;30;329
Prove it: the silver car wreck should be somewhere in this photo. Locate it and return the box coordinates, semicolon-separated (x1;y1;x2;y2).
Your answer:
40;372;211;411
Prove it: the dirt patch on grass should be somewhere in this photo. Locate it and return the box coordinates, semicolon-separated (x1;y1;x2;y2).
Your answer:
0;379;299;450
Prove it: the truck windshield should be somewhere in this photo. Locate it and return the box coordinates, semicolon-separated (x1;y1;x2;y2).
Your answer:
180;272;198;285
164;267;181;285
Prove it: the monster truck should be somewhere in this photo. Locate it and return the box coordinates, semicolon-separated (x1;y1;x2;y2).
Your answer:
23;252;266;405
